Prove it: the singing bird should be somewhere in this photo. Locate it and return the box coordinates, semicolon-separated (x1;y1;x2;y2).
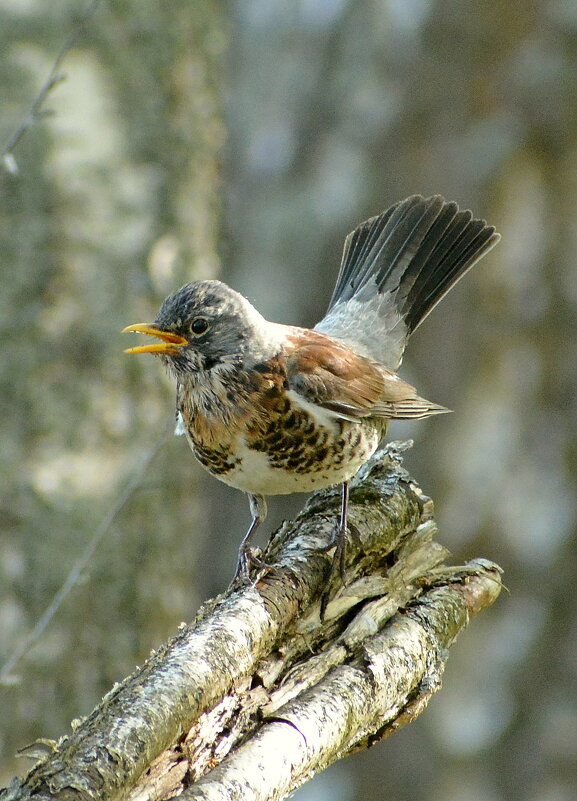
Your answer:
124;195;499;582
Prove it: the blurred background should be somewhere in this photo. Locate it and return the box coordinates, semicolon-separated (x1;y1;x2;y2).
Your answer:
1;1;576;799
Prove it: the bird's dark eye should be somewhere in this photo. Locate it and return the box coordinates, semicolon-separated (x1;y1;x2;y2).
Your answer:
190;317;209;336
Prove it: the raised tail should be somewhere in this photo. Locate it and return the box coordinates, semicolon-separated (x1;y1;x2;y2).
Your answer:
315;195;500;370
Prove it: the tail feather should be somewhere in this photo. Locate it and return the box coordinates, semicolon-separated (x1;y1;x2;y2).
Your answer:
316;195;500;369
402;213;496;332
329;195;431;307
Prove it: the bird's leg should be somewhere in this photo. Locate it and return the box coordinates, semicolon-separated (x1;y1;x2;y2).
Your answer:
331;480;353;580
321;481;362;615
233;493;268;583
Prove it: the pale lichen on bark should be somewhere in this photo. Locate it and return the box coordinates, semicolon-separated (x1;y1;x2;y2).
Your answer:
1;444;502;801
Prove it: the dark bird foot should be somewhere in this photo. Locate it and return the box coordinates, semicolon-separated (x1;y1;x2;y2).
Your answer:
230;493;269;587
231;544;268;586
319;518;362;618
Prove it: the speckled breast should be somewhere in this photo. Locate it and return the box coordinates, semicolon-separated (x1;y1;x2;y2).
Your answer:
183;395;385;496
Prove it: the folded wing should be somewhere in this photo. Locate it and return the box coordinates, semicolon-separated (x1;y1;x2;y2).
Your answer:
285;331;449;423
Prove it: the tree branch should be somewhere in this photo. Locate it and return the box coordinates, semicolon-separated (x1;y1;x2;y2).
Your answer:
0;0;103;175
1;444;502;801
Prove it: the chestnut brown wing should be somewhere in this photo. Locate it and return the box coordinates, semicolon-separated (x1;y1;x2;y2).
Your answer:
285;331;449;422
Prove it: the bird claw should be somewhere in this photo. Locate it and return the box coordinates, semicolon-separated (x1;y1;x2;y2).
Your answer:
319;519;358;617
232;544;268;586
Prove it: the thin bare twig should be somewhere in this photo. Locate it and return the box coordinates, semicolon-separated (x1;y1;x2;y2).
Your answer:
0;430;170;685
1;0;103;174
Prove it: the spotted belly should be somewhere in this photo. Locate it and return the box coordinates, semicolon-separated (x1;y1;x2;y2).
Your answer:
184;418;382;496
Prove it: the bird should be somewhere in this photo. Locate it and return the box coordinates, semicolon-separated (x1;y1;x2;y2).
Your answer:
123;194;500;586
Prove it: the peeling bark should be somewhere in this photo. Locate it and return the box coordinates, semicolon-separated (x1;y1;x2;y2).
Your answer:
1;444;502;801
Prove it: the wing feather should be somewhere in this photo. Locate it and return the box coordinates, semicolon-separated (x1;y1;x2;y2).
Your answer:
285;331;448;423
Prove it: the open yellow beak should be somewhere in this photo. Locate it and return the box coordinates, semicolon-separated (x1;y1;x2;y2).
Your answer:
122;323;188;356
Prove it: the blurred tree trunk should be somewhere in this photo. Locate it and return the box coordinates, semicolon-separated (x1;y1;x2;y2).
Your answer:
0;0;226;783
220;2;577;800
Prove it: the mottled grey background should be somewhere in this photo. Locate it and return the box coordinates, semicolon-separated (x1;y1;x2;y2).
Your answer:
1;1;576;799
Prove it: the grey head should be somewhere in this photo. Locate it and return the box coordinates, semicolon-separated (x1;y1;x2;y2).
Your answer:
150;280;283;378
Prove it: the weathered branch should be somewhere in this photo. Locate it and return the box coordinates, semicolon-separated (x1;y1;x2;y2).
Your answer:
1;444;502;801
